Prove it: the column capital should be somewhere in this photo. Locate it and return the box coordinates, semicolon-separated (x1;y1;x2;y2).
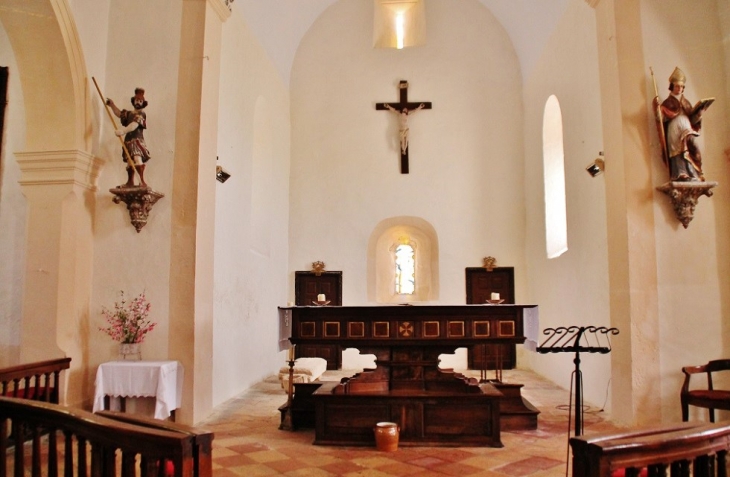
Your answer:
15;149;103;192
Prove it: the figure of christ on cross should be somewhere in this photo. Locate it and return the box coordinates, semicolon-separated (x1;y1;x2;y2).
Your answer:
376;80;432;174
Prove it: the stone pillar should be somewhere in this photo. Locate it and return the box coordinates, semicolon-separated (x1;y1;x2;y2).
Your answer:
593;0;662;425
17;149;102;406
169;0;229;424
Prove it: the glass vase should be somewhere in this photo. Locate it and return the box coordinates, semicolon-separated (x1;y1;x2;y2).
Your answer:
119;343;141;360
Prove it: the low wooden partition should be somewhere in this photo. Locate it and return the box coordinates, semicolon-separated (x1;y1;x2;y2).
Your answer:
314;380;502;447
0;357;71;403
570;421;730;477
0;396;213;477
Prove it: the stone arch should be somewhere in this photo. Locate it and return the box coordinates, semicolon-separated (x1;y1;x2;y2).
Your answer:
0;0;90;152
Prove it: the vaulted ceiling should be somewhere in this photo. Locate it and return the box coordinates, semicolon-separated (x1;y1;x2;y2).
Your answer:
237;0;570;84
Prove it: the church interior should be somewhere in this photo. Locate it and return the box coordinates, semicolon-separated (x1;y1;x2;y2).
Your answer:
1;0;730;461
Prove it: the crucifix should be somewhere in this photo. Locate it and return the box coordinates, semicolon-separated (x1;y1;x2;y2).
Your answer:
376;80;432;174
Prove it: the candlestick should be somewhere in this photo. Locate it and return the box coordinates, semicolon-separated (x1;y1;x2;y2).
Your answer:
491;292;500;300
288;345;295;361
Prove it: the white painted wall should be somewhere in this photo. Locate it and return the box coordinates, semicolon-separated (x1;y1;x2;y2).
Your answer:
0;22;27;367
85;1;182;402
212;9;292;406
641;0;730;422
289;0;527;307
522;0;610;412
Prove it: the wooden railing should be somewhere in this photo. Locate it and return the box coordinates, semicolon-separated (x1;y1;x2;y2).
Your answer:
0;357;71;403
570;421;730;477
0;397;213;477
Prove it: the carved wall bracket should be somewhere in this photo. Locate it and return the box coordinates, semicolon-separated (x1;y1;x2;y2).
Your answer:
656;181;718;228
110;187;164;233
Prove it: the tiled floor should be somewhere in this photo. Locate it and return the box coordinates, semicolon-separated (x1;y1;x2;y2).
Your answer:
201;369;624;476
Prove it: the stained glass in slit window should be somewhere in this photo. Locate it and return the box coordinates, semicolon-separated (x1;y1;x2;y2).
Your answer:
395;244;415;294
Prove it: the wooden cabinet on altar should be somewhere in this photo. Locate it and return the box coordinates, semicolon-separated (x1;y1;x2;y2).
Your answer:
466;267;516;370
295;271;342;306
294;271;342;370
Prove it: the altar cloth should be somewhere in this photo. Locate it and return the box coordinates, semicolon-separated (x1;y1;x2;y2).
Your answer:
93;360;183;420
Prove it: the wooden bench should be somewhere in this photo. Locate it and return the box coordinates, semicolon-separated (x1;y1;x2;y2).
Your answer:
0;357;71;403
570;421;730;477
0;396;213;477
681;359;730;422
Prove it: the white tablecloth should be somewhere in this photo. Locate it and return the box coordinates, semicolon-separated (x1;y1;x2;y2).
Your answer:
93;360;183;420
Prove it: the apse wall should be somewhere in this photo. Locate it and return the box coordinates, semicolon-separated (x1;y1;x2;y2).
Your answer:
289;0;527;305
521;0;609;412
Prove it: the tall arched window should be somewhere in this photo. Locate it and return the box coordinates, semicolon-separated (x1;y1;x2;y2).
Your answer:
542;95;568;259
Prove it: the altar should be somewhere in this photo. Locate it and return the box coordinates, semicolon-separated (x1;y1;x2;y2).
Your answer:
279;304;539;447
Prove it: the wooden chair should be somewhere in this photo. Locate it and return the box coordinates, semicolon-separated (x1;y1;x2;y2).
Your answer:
681;359;730;422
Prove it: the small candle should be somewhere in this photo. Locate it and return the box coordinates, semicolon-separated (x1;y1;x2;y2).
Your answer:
288;345;295;361
491;292;500;300
317;293;326;302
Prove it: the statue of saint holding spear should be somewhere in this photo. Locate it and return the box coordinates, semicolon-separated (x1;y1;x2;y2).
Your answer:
93;78;150;188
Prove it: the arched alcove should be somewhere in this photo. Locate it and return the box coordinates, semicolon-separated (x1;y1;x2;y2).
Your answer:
367;216;439;303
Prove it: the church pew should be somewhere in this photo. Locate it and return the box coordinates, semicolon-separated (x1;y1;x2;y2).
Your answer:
0;357;71;403
570;421;730;477
0;396;213;477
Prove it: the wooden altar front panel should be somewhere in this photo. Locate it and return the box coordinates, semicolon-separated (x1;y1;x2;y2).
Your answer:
285;305;531;348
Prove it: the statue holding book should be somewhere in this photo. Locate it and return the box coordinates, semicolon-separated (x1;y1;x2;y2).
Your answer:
653;67;713;182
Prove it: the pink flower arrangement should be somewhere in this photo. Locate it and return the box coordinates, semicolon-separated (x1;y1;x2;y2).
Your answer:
99;291;156;344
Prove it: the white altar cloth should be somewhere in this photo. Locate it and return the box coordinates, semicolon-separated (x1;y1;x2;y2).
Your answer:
93;360;183;420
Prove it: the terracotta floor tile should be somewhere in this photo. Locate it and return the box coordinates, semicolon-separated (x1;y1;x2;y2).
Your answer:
197;369;624;477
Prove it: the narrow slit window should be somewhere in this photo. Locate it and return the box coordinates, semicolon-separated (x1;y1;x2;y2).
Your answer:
543;95;568;258
395;243;415;294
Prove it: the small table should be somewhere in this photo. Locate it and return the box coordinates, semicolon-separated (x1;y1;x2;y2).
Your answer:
93;360;183;420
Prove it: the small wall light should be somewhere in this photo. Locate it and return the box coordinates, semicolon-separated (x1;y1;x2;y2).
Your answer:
586;152;605;177
216;165;231;183
216;156;231;183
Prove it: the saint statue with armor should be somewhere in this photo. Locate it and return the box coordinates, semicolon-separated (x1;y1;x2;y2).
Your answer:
106;88;151;188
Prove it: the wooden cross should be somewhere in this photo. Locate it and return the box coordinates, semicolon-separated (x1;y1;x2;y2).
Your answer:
376;80;432;174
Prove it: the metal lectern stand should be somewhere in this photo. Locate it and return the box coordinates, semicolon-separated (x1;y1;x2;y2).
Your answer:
536;326;619;437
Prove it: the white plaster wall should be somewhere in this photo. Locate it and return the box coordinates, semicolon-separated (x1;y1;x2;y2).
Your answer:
522;1;610;411
0;21;27;367
212;9;292;406
86;0;182;404
641;0;730;422
289;0;527;306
